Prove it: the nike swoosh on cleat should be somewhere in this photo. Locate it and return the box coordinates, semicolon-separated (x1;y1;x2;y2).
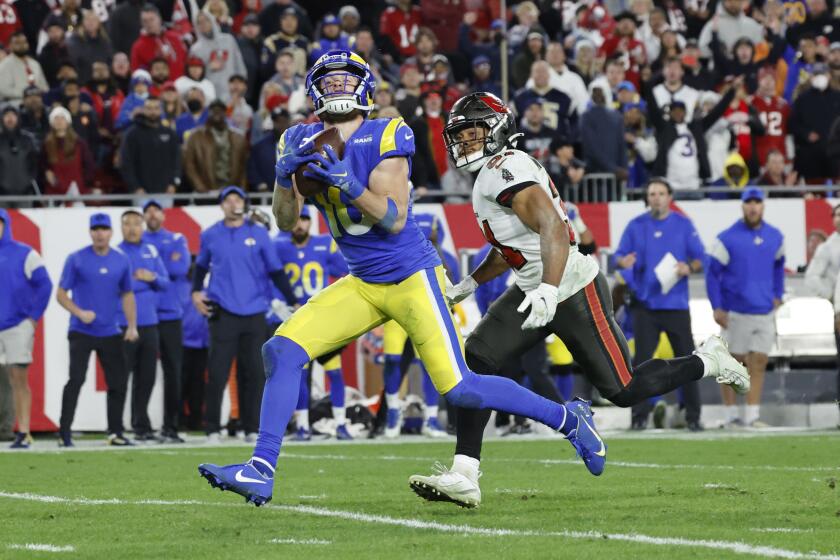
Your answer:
235;469;267;484
331;171;348;177
580;416;606;457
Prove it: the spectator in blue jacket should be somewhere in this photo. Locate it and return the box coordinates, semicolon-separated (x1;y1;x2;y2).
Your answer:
0;209;53;449
118;210;170;441
614;178;706;431
707;187;784;429
248;107;288;192
142;200;190;443
115;69;152;131
56;213;139;447
309;14;353;64
192;186;297;441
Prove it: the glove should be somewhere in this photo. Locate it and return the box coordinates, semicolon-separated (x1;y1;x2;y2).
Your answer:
270;298;294;322
517;283;559;330
445;275;478;306
275;127;316;190
303;144;366;200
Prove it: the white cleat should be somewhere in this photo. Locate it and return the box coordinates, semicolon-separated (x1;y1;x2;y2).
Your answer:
421;418;448;438
409;463;481;508
696;335;750;395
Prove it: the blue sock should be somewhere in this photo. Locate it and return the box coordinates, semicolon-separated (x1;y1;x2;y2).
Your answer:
555;373;574;401
326;369;345;408
253;337;310;474
297;367;310;411
420;365;438;407
445;370;578;435
383;354;402;396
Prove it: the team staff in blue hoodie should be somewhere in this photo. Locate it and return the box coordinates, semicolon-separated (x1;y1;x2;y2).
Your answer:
56;213;139;447
142;200;190;443
614;178;707;431
192;187;297;440
0;209;53;449
707;187;785;428
118;210;170;441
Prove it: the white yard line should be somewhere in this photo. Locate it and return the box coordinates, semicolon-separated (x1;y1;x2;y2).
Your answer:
751;528;814;534
6;543;75;553
268;538;331;545
0;491;837;560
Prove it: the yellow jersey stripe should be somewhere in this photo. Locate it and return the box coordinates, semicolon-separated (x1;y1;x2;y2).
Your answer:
379;118;404;156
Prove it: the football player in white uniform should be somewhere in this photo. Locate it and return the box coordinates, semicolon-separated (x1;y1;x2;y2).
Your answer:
409;92;750;508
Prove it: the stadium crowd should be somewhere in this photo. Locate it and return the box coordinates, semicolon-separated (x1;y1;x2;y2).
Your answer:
1;0;840;202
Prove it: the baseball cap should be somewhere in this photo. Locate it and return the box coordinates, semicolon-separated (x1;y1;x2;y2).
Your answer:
242;13;259;26
322;13;340;26
89;213;112;229
23;85;42;98
741;186;765;202
219;185;248;203
472;54;490;67
208;99;227;111
490;19;505;30
300;206;311;219
617;80;636;92
281;7;297;17
271;105;290;120
527;30;544;42
669;100;687;111
831;41;840;52
142;199;163;212
160;80;177;92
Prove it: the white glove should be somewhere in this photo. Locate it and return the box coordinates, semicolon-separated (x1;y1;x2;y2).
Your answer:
445;275;478;306
517;283;559;330
270;298;294;322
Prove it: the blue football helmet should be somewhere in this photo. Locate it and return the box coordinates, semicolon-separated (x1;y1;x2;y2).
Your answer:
306;50;376;117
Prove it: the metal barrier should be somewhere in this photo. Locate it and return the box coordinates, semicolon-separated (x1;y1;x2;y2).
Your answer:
568;173;624;202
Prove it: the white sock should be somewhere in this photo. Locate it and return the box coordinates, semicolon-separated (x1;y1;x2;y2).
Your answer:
332;407;346;426
451;454;480;481
726;405;739;422
296;409;309;430
385;392;400;410
425;405;439;421
696;352;714;377
745;404;760;424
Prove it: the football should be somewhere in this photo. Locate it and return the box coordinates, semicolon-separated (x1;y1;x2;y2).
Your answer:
293;127;346;199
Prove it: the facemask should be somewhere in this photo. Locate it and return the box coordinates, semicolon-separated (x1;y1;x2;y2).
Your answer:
812;74;829;90
187;99;203;112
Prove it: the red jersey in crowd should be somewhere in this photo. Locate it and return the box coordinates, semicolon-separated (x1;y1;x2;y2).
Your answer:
724;99;753;164
0;1;21;46
750;94;790;166
380;5;422;58
420;0;463;52
599;35;646;65
130;29;187;78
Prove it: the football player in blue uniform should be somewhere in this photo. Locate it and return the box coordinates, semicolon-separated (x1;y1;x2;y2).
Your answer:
198;50;606;506
271;207;353;441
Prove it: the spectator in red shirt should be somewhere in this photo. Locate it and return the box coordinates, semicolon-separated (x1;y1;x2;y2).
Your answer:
380;0;421;61
600;12;647;69
724;78;767;176
130;4;187;79
750;70;791;169
758;149;799;192
40;105;94;196
409;91;447;195
420;0;463;53
0;1;22;48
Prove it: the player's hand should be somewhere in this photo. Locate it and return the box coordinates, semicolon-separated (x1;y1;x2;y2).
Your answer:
713;308;729;329
270;298;294;322
616;252;636;269
77;310;96;324
304;145;366;200
517;283;559;330
675;261;691;277
446;276;478;306
134;268;156;282
192;292;210;316
275;126;315;189
124;326;139;342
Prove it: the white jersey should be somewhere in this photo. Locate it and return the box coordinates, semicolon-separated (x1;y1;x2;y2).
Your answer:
472;149;600;299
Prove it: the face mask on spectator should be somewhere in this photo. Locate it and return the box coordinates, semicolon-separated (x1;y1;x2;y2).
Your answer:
187;99;203;112
812;74;829;90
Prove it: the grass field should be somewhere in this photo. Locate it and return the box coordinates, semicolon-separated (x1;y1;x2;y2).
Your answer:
2;431;839;559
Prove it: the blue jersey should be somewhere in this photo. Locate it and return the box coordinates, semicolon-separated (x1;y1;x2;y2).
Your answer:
614;211;706;311
142;228;190;321
279;118;440;283
59;246;133;337
273;234;348;304
117;241;171;327
706;220;785;314
472;244;512;316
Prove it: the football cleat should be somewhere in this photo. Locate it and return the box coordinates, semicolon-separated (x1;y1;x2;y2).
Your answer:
409;462;481;508
564;398;606;476
421;417;448;438
335;425;353;440
160;431;185;444
198;460;274;507
384;407;402;439
294;427;311;441
652;400;667;429
108;433;134;446
58;430;74;448
10;432;33;449
695;335;750;395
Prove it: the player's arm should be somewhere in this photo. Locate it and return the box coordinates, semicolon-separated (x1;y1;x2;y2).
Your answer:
352;156;410;233
470;248;510;284
511;185;569;287
274;125;309;231
273;176;305;231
